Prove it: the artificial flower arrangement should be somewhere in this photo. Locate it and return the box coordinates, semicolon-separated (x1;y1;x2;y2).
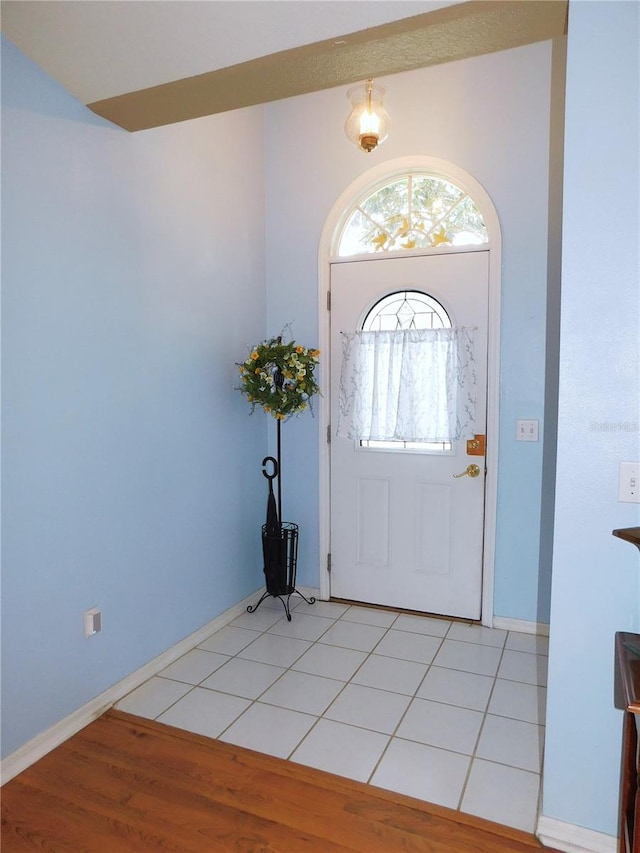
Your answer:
237;335;320;420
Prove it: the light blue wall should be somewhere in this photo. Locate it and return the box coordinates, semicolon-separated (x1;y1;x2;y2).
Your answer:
264;41;558;621
542;1;640;836
1;37;268;758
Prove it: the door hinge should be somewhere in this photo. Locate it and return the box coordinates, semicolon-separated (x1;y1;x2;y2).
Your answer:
327;290;331;311
327;553;332;573
327;424;331;444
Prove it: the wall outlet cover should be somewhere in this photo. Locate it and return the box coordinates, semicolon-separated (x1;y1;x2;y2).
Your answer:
83;607;102;638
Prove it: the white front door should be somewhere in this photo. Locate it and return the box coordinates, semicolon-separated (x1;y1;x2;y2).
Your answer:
330;251;489;619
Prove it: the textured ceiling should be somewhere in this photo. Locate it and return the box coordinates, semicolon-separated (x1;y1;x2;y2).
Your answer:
1;1;454;102
0;0;567;131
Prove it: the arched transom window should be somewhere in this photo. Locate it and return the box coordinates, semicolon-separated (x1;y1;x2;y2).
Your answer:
338;173;488;257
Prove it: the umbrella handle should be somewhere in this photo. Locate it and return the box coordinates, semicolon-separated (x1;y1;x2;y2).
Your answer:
262;456;279;483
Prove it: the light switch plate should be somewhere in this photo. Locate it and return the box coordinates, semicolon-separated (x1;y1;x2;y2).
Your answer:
618;462;640;503
516;419;539;442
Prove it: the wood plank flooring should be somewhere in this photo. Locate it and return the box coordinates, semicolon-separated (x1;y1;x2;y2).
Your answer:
2;710;561;852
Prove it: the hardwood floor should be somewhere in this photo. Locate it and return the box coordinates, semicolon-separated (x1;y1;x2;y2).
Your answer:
2;710;560;852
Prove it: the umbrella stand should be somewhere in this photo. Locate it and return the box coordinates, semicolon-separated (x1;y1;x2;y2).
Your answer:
247;418;316;622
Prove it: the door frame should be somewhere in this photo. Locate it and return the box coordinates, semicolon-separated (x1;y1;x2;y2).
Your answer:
317;156;502;627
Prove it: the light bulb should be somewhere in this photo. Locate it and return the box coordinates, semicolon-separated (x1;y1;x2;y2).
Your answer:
345;80;390;153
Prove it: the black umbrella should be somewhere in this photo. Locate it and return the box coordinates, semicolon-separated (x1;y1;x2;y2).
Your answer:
262;456;279;534
262;456;286;595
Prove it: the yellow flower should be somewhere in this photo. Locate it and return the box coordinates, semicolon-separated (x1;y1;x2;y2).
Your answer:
309;349;320;358
250;351;259;360
276;413;286;420
431;226;450;246
264;405;271;413
255;367;261;374
296;346;304;354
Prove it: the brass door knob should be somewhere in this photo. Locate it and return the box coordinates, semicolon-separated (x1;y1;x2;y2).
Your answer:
453;464;481;479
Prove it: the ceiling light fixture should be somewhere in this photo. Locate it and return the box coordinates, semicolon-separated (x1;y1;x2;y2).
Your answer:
344;79;390;153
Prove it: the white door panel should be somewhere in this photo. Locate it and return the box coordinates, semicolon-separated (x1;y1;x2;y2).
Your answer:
330;251;489;619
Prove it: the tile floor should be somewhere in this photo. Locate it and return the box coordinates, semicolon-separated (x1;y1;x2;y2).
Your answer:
116;596;548;834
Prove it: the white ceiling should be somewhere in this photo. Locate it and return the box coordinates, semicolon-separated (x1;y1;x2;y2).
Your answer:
1;1;456;104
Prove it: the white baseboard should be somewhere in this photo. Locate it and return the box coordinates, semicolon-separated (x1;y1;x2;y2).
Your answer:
493;616;550;636
537;815;616;853
1;589;264;785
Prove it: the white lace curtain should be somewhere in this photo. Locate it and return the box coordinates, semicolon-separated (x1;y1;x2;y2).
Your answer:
337;327;477;442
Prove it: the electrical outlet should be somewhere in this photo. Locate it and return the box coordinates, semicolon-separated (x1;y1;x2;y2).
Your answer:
618;462;640;503
83;607;102;638
516;419;539;442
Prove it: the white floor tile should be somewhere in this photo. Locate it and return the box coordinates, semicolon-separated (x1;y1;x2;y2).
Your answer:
340;606;398;628
319;620;387;653
230;608;285;631
237;633;311;667
220;703;315;759
324;683;411;735
476;714;544;772
291;719;389;782
396;698;484;755
417;666;494;712
432;639;502;677
488;679;547;725
268;612;335;642
374;630;442;664
198;625;260;655
393;614;451;637
157;687;250;739
295;600;349;619
351;654;428;696
260;670;344;715
292;643;368;681
119;602;551;834
506;632;549;656
115;676;192;719
200;658;284;700
259;596;294;611
498;650;548;686
371;738;470;809
159;649;230;685
446;623;507;648
462;759;540;833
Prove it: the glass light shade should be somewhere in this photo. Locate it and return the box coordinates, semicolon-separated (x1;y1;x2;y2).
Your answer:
344;80;390;153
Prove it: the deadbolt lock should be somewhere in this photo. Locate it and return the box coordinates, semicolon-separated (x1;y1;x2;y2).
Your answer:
466;434;486;456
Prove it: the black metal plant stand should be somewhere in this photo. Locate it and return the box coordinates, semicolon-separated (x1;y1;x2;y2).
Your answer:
247;415;315;621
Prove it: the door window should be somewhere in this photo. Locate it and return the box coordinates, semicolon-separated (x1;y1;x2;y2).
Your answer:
362;290;450;332
360;290;453;454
